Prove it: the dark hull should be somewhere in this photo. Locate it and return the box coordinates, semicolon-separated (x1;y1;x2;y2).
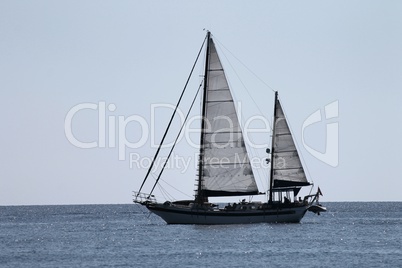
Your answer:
146;203;309;225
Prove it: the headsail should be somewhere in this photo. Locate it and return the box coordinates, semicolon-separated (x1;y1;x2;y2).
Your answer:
271;95;310;189
199;35;259;197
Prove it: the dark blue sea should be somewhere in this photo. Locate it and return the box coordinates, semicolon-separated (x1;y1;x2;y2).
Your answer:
1;202;401;267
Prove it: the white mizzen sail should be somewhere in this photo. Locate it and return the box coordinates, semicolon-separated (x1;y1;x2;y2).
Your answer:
200;37;258;197
272;97;310;188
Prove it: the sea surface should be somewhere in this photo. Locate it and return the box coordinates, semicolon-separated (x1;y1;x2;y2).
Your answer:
0;202;401;267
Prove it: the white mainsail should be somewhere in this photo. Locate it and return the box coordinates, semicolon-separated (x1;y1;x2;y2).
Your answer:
272;98;310;188
200;37;259;197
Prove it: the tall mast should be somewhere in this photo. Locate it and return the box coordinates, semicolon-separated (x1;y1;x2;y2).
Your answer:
269;91;278;203
196;31;211;204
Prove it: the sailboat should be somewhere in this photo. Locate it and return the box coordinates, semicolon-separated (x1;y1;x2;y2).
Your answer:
134;31;326;224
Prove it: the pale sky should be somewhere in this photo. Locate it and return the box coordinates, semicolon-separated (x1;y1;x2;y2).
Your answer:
1;1;401;205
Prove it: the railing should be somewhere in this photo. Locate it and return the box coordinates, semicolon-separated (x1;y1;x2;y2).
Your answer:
133;191;156;204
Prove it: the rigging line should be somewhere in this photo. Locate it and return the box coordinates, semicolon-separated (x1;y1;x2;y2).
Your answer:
218;47;266;124
160;179;193;199
150;173;167;199
147;159;192;199
148;174;167;201
213;36;277;93
148;81;203;198
137;35;207;196
161;183;175;201
157;183;171;201
150;174;176;202
150;172;175;202
151;173;175;201
214;40;273;133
